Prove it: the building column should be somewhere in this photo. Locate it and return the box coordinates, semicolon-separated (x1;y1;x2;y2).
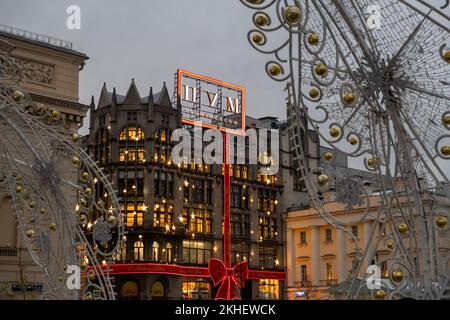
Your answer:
336;229;346;282
311;226;320;286
286;228;296;287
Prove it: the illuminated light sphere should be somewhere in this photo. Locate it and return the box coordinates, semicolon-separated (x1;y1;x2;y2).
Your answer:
26;229;34;238
268;63;282;76
71;156;80;166
72;133;80;142
375;290;386;300
323;152;334;161
386;239;395;250
28;200;36;209
252;32;264;45
329;127;340;138
436;216;448;228
15;185;24;193
35;103;45;114
309;87;320;99
398;223;409;234
367;157;378;167
342;92;357;106
79;198;87;206
49;223;57;231
97;200;104;208
317;174;329;186
307;33;319;45
107;214;117;224
84;187;93;196
444;50;450;63
39;208;45;215
80;214;87;223
51;110;60;118
84;292;93;301
443;114;450;125
315;63;328;77
440;145;450;156
12;90;24;102
255;13;269;27
349;136;358;145
392;270;404;282
284;5;301;24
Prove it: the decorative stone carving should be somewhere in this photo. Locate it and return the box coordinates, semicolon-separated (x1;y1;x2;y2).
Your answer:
14;57;54;85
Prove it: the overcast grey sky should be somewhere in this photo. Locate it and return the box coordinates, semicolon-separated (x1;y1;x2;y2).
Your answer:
0;0;286;135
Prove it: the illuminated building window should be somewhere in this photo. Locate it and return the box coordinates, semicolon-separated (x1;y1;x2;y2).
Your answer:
153;128;172;165
120;201;144;227
231;213;250;238
325;228;333;242
118;169;144;197
300;264;308;282
326;262;333;280
133;241;144;261
93;128;111;166
119;146;145;163
258;216;277;240
164;243;173;263
182;240;212;265
183;208;212;234
230;184;249;209
154;171;174;198
231;243;249;264
257;189;277;213
259;279;279;300
299;231;307;245
153;203;174;228
259;246;277;270
120;125;144;141
152;241;160;261
116;241;127;262
182;277;211;300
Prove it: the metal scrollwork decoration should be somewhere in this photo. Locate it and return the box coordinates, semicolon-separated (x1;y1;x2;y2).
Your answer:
241;0;450;300
0;39;123;300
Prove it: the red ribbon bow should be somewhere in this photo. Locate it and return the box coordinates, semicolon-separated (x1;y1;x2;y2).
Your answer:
208;258;248;300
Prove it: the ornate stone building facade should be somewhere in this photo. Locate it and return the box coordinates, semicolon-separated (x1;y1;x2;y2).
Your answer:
0;26;88;300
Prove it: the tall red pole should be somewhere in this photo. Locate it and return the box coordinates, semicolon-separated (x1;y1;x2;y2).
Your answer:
223;132;231;269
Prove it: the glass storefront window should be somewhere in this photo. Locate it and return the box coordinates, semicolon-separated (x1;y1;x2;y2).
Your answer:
259;279;279;300
182;277;211;300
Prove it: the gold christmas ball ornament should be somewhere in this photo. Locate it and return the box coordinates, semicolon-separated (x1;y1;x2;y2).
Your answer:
71;133;80;143
374;289;386;300
49;223;57;231
443;114;450;125
84;187;93;196
444;50;450;63
58;276;64;282
307;33;319;45
12;90;24;102
349;136;358;145
398;223;409;234
71;156;80;166
436;216;448;228
28;200;36;209
268;63;282;76
97;200;104;208
315;63;328;77
367;157;378;168
284;5;301;24
34;103;45;115
81;171;90;181
15;185;24;194
392;270;404;282
39;208;46;215
79;214;87;223
330;127;341;138
84;292;93;301
318;174;329;186
323;152;334;162
252;32;265;45
30;218;35;224
440;145;450;156
386;239;395;250
309;87;320;99
107;214;117;224
254;13;269;27
342;92;357;106
26;229;34;238
51;110;60;118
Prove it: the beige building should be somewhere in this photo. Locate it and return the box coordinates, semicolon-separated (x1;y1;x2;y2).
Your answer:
0;25;88;299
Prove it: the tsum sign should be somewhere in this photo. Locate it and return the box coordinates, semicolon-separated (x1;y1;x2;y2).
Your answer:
176;69;246;134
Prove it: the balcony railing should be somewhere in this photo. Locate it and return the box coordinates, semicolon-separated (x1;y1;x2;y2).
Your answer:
320;279;338;287
294;280;312;288
0;247;18;257
0;24;73;49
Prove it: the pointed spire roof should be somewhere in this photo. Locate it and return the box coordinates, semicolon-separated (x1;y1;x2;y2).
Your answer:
156;82;172;107
97;82;111;108
90;95;95;109
148;87;154;104
111;87;118;104
123;78;141;105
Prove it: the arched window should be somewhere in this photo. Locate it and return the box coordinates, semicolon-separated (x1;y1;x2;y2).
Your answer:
153;128;172;166
93;128;110;166
133;241;144;261
152;241;160;262
116;241;127;262
165;243;173;263
119;125;145;164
